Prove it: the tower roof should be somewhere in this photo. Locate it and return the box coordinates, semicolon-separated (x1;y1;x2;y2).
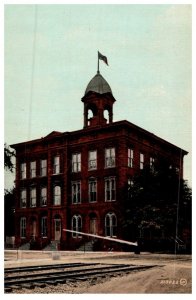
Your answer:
85;72;112;95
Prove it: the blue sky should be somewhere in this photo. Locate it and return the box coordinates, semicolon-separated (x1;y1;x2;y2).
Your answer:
4;4;192;188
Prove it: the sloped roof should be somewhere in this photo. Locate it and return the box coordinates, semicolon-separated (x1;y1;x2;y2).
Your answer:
85;72;112;95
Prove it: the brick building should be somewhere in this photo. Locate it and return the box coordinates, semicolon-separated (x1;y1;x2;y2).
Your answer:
11;71;187;250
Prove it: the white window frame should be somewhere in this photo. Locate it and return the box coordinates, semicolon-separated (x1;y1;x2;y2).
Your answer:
41;186;47;206
128;148;134;168
105;177;116;202
105;148;115;168
128;178;134;188
40;159;47;177
88;150;97;170
30;161;36;178
105;212;117;237
53;185;61;205
72;215;82;238
150;157;155;171
72;181;81;204
20;189;27;208
140;153;144;170
41;217;47;237
53;156;60;174
20;163;26;179
72;153;81;173
128;178;134;199
20;217;26;238
88;179;97;203
30;187;36;207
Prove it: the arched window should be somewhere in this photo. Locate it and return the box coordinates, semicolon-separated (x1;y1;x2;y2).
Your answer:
41;186;47;206
72;215;82;238
20;217;26;238
105;212;117;237
30;187;36;207
53;185;61;205
104;109;109;123
20;188;27;208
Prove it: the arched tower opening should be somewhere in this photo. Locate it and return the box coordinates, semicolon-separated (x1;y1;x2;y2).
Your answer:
81;72;116;128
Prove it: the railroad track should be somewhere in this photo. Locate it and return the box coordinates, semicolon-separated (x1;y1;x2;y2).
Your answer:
4;262;156;293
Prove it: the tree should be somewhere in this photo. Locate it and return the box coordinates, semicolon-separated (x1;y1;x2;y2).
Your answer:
4;189;15;238
4;144;16;244
122;158;192;252
4;143;15;172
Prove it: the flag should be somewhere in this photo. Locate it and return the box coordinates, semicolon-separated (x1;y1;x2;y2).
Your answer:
98;51;108;65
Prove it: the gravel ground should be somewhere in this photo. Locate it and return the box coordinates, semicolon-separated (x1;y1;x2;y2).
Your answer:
4;250;192;294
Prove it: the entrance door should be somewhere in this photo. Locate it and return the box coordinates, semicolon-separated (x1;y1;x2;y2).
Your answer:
54;219;61;241
30;220;36;238
90;218;97;235
32;221;36;237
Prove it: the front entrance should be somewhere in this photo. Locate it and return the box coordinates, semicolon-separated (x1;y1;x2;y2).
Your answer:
54;219;61;241
89;213;97;235
30;219;37;238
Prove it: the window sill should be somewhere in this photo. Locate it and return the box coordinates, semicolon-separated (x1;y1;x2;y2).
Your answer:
105;200;116;202
104;166;116;169
51;173;63;175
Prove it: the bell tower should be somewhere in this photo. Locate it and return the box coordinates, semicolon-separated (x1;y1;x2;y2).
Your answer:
81;71;116;128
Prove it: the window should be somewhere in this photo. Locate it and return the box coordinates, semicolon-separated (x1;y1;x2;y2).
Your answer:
20;189;27;208
30;161;36;178
105;177;116;201
128;148;134;168
53;156;60;174
175;167;180;174
105;213;117;237
20;217;26;238
20;163;26;179
72;181;81;204
41;187;47;206
128;178;134;187
128;178;134;200
30;187;36;207
72;215;82;238
72;153;81;173
40;159;47;176
140;153;144;169
88;150;97;170
41;217;47;237
150;157;155;172
105;148;115;168
89;179;97;202
53;185;61;205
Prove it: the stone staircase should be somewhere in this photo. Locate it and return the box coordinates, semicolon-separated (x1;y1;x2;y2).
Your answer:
19;242;30;250
43;240;59;251
77;241;94;252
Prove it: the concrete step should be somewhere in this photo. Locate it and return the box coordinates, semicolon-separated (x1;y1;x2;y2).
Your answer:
19;242;30;250
77;241;93;252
